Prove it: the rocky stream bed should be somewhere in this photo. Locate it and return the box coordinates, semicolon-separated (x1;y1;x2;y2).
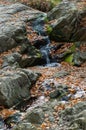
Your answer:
0;0;86;130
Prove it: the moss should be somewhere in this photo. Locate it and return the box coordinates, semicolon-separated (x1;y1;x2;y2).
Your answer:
70;44;76;52
64;54;74;65
36;53;42;58
46;25;53;34
64;43;76;65
51;0;62;5
44;16;49;23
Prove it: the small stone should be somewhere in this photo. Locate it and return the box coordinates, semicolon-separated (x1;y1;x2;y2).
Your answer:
49;90;61;98
54;70;69;78
49;116;55;122
26;108;44;124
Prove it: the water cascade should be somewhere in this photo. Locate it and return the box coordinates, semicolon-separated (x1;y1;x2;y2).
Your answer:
40;36;61;67
40;37;50;64
32;16;60;67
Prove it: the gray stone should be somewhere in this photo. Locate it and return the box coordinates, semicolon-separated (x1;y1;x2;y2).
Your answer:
26;108;44;124
47;1;86;42
49;89;61;98
13;122;37;130
0;69;39;107
73;51;86;66
57;101;86;130
2;45;42;68
2;52;22;68
54;70;70;78
0;3;45;53
49;84;69;100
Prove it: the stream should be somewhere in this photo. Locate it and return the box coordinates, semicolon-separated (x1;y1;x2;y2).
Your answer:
0;13;86;130
40;36;61;67
32;17;61;67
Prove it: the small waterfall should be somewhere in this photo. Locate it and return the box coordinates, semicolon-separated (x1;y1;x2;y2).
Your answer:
40;36;61;67
32;16;61;67
40;36;51;64
41;50;50;64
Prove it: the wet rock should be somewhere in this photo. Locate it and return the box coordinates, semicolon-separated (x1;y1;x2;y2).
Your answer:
48;1;86;42
32;15;47;36
0;69;39;107
33;36;50;49
0;3;45;53
0;116;5;130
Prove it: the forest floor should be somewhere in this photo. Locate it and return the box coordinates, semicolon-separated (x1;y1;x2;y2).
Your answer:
30;62;86;107
0;0;86;129
28;62;86;129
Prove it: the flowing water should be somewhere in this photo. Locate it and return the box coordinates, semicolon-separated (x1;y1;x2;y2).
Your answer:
32;16;61;67
40;36;61;67
40;36;50;64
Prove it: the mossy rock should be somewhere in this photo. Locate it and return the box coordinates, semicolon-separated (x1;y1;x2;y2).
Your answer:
64;54;74;65
46;25;53;34
64;44;76;65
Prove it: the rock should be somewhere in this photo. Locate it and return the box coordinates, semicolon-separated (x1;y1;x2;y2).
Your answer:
73;51;86;66
32;36;50;49
4;113;22;128
13;122;37;130
12;97;86;130
0;68;39;107
2;44;42;68
2;52;22;68
0;116;5;130
19;44;42;67
57;101;86;130
49;84;69;100
54;70;70;78
49;89;61;98
0;3;45;53
26;108;44;124
47;1;86;42
12;99;59;129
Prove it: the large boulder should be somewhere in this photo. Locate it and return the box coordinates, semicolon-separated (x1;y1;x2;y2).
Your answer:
0;3;45;53
0;68;39;107
47;1;86;42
